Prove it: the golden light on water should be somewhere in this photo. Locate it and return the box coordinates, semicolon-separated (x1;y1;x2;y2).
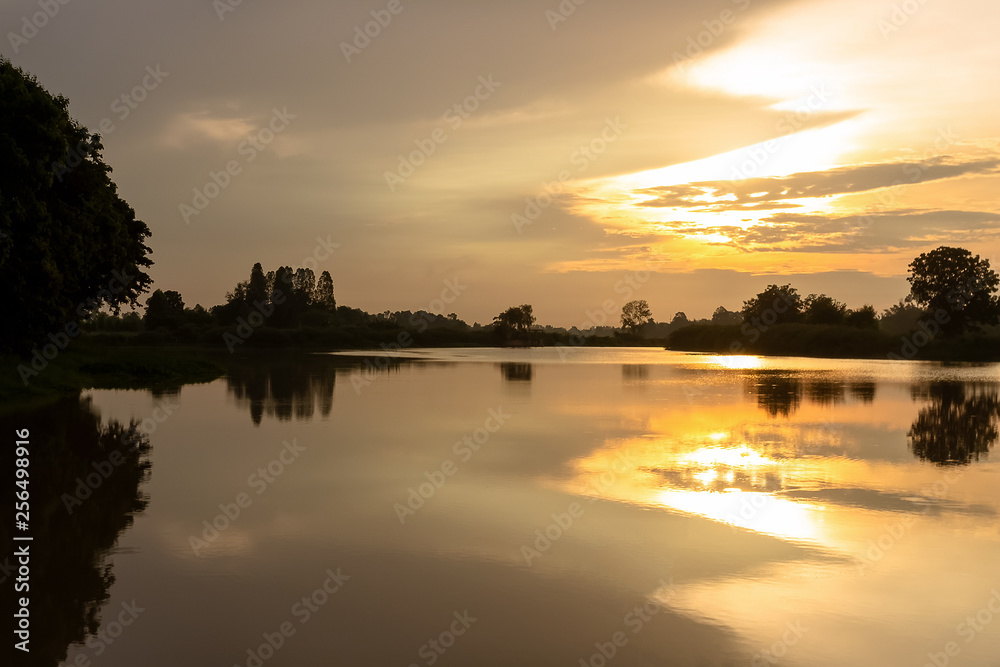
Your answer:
654;488;824;543
706;355;764;370
563;430;834;546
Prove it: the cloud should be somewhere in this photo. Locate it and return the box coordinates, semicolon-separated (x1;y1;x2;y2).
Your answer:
635;157;1000;212
689;210;1000;253
160;111;257;148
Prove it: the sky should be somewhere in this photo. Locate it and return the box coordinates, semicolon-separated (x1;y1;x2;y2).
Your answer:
4;0;999;326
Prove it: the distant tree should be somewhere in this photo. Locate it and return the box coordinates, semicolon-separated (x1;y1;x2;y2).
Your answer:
293;268;316;306
0;59;152;354
265;270;276;297
494;304;535;343
879;299;925;336
227;281;249;305
247;262;268;306
741;284;802;327
711;306;742;325
670;311;689;326
315;270;336;311
907;246;1000;336
803;294;847;325
184;304;214;328
620;300;652;333
144;289;185;329
271;266;293;326
845;304;878;329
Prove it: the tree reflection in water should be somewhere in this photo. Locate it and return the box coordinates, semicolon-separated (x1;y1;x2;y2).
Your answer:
1;396;150;666
499;362;533;383
226;355;340;425
746;373;876;418
908;382;1000;465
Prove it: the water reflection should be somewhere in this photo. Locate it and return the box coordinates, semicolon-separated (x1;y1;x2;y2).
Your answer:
498;362;533;383
746;373;877;418
746;372;803;417
908;382;1000;465
226;355;339;425
621;364;650;385
849;381;877;403
0;397;150;666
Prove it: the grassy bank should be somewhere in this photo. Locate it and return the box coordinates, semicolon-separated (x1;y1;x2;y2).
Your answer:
0;342;226;405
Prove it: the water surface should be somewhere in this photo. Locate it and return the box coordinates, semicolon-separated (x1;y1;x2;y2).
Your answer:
18;348;1000;666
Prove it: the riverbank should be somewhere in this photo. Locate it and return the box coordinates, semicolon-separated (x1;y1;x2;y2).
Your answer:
666;323;1000;362
0;343;226;405
6;323;999;405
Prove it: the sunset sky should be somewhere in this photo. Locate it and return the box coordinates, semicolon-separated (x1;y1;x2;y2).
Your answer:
4;0;999;326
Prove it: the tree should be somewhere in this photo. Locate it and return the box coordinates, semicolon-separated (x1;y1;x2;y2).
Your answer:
493;304;535;343
711;306;742;325
907;246;1000;336
292;268;316;306
144;289;184;329
803;294;846;325
845;304;878;329
741;284;802;327
0;59;152;354
880;298;925;336
670;311;689;326
246;262;268;306
271;266;293;326
315;271;336;311
620;300;652;333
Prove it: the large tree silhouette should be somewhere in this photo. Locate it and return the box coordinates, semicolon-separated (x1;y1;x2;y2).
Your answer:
0;59;152;354
907;246;1000;336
